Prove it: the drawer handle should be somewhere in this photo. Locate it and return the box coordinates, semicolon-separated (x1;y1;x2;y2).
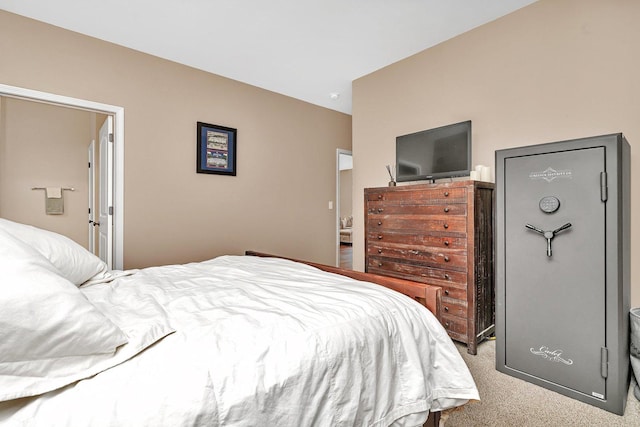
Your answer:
444;207;450;213
443;223;449;229
377;249;382;254
377;208;384;213
444;240;450;246
377;235;383;240
377;195;383;200
377;262;383;267
444;191;449;197
444;273;450;280
377;221;382;226
444;306;449;312
444;289;450;295
410;250;420;255
445;322;450;327
444;256;450;262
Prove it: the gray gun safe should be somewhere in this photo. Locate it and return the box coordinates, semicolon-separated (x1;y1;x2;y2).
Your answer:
495;134;630;415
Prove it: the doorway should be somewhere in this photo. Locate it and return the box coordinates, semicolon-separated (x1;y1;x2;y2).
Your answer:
0;84;125;269
336;149;353;269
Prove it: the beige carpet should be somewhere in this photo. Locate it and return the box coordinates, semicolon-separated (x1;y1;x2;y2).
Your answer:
445;339;640;426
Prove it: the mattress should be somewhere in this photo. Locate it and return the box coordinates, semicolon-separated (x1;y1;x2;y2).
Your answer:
0;254;478;426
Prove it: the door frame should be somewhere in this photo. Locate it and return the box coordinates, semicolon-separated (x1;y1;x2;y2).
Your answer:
335;149;352;266
0;83;125;270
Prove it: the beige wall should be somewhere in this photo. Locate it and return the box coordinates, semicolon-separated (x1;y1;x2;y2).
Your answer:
340;168;352;219
352;0;639;305
0;97;95;247
0;10;352;268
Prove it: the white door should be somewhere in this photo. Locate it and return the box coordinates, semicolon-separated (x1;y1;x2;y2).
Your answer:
99;117;114;268
88;140;96;254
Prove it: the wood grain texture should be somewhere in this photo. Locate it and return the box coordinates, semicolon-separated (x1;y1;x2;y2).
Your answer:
364;180;495;355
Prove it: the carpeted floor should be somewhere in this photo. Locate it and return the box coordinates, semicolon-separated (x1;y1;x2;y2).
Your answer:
445;339;640;426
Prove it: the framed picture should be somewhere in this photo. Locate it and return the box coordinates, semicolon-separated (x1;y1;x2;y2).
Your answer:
196;121;237;175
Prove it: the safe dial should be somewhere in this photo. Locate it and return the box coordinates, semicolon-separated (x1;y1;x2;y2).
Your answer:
539;196;560;213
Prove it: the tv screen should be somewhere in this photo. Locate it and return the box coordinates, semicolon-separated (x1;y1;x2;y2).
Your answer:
396;120;471;182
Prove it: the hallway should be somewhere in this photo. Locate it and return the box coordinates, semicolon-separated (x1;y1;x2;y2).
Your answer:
339;244;352;270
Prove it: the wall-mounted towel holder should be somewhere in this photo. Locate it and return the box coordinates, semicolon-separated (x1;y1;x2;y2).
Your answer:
31;187;75;192
31;187;75;215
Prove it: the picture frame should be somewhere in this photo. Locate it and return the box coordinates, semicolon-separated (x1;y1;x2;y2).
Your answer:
196;121;237;175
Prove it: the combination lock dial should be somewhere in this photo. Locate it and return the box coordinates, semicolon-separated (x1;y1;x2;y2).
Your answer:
539;196;560;213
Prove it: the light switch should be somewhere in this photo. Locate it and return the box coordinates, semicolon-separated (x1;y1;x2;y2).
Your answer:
328;201;333;210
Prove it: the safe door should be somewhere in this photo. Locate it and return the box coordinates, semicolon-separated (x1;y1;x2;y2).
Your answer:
503;147;606;399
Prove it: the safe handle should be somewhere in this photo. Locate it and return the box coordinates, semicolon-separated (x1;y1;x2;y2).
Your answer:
552;222;572;235
525;222;572;257
525;223;545;235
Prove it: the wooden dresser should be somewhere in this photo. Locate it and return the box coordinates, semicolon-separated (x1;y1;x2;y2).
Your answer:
364;180;494;354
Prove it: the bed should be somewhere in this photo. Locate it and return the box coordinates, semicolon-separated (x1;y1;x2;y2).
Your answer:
0;218;478;426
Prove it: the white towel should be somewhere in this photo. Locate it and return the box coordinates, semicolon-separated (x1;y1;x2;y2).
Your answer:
45;187;62;198
45;187;64;214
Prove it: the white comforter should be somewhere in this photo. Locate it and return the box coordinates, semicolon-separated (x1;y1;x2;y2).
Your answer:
0;255;478;426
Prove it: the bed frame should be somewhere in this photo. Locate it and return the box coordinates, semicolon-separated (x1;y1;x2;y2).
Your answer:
245;251;443;427
245;251;442;317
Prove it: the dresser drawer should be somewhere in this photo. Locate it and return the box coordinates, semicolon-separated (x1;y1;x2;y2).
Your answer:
441;296;468;318
367;203;467;216
366;257;468;284
366;187;466;203
441;313;468;341
366;231;467;250
367;245;467;270
440;284;468;300
367;215;467;234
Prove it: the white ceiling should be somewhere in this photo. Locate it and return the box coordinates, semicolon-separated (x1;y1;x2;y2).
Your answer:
0;0;537;114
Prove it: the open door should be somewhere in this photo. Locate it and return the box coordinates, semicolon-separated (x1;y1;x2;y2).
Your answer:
88;140;96;254
0;83;124;269
336;149;352;268
98;117;114;268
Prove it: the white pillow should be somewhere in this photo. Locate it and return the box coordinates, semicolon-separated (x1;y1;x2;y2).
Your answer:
0;229;128;360
0;218;109;285
0;229;129;399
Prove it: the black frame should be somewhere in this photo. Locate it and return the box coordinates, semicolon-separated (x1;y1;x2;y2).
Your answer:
395;120;471;182
196;121;237;175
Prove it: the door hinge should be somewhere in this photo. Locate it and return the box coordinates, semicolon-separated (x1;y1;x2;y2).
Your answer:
600;172;608;202
108;133;114;143
601;346;608;378
108;206;113;216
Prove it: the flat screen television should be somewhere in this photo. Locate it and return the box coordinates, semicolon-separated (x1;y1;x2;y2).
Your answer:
395;120;471;182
